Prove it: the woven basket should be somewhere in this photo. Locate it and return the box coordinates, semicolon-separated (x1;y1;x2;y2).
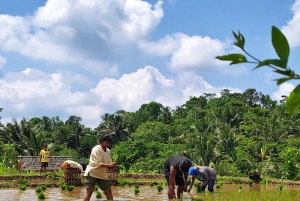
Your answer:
65;167;82;185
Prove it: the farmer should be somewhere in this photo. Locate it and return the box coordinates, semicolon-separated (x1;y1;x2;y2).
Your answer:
187;166;216;193
164;155;192;199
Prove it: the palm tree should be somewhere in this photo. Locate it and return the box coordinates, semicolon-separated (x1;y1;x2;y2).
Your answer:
98;111;129;145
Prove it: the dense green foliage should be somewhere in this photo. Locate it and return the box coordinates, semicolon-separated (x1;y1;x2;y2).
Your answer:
1;88;300;179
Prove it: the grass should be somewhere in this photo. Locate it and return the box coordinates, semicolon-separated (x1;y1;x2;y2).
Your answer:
192;190;300;201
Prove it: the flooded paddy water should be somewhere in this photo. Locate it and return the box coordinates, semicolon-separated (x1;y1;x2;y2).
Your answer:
0;183;299;201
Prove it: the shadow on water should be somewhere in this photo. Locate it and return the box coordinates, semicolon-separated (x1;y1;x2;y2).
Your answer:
0;183;298;201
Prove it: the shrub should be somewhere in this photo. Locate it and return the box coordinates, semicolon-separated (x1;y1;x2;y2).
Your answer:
149;182;154;186
94;185;99;191
134;188;140;194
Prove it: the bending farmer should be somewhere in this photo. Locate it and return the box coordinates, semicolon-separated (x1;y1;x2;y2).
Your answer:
188;166;216;193
164;155;192;199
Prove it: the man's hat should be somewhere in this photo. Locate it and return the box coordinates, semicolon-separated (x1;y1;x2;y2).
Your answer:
188;167;198;176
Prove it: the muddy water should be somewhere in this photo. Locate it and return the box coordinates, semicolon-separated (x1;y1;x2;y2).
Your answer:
0;183;298;201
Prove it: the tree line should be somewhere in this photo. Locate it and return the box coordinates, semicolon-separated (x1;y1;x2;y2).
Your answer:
1;88;299;180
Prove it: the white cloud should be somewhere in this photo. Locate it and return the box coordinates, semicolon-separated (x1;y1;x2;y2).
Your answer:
282;0;300;47
272;83;295;101
1;66;241;128
91;66;241;112
0;55;5;68
139;32;226;71
0;0;164;75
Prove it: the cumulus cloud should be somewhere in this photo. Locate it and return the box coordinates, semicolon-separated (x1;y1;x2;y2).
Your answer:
282;0;300;47
91;66;241;112
0;0;164;75
139;32;226;71
272;83;295;101
0;55;5;68
1;66;241;128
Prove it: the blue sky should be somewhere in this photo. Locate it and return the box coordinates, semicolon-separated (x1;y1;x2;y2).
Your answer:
0;0;299;128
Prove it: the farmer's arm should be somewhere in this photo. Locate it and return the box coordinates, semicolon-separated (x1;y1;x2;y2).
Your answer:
168;165;177;199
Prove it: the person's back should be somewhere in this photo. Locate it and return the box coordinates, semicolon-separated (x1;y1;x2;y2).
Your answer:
199;166;216;179
164;155;190;173
61;160;83;172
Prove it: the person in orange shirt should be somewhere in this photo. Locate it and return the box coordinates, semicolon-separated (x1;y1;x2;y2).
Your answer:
39;145;50;176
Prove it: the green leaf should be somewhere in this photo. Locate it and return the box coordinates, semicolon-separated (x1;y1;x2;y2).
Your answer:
254;59;286;69
216;54;247;65
232;31;245;49
275;77;292;85
271;26;289;66
274;69;294;77
287;84;300;114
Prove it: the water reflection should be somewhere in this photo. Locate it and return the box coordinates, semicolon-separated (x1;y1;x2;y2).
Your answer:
0;184;298;201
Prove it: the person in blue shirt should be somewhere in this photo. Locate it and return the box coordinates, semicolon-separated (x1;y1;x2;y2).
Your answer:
187;166;216;193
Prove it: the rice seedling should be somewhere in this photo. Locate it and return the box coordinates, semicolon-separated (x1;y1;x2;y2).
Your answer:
38;191;45;199
35;187;42;193
96;191;102;198
157;184;163;192
278;183;284;191
18;184;26;190
67;185;75;192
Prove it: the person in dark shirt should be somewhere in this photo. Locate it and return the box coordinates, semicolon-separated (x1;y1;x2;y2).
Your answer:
164;155;192;199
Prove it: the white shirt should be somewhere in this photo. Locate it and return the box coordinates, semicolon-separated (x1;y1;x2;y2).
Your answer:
84;145;112;180
66;160;83;172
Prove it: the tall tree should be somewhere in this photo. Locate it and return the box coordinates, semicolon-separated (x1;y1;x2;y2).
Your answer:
65;115;84;152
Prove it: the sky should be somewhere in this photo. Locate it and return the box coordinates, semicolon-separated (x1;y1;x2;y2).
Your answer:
0;0;300;128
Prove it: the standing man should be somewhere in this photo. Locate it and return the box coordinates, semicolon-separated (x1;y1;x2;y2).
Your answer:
83;134;117;201
187;166;216;193
164;155;192;200
39;144;50;176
